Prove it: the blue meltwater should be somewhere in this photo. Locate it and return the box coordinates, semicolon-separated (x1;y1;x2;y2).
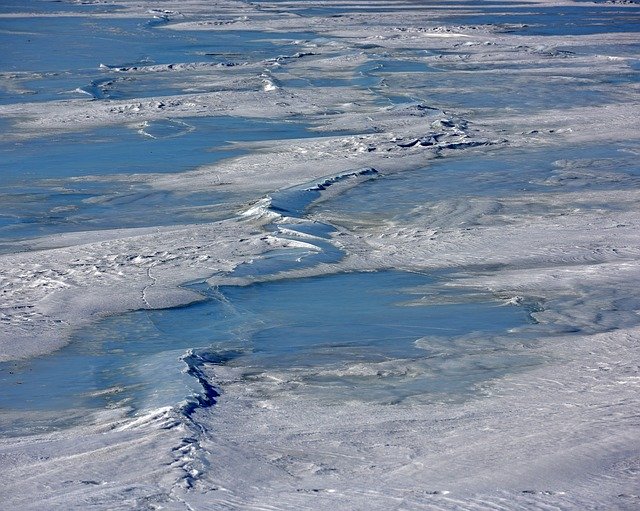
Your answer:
0;270;536;433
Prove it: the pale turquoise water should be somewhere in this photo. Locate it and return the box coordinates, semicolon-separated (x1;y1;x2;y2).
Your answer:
265;1;640;36
312;143;640;225
0;270;535;433
0;10;332;246
0;14;316;102
0;116;346;246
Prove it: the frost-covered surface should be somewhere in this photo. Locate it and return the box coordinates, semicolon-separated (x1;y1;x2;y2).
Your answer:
1;0;640;509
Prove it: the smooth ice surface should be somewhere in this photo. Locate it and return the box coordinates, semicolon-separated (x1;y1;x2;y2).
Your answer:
440;4;640;36
312;143;640;225
0;270;531;433
0;15;314;102
0;11;351;246
0;116;333;245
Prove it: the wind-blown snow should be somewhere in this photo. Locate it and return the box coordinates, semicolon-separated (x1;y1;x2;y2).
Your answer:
1;0;639;509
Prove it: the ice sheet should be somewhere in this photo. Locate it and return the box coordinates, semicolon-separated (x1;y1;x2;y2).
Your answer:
1;0;639;509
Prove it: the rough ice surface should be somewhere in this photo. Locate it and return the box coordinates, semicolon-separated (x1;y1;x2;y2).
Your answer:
1;0;639;509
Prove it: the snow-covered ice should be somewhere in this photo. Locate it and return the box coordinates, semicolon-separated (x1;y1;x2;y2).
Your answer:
1;0;639;509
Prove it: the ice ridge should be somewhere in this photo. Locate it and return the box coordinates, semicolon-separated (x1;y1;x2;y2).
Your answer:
179;349;244;425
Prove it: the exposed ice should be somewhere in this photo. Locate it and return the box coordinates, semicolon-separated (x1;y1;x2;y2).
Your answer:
1;0;639;509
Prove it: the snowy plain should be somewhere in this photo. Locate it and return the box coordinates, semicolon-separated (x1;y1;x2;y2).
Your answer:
1;0;640;509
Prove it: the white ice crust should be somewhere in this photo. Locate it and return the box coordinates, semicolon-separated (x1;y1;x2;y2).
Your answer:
1;0;639;509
